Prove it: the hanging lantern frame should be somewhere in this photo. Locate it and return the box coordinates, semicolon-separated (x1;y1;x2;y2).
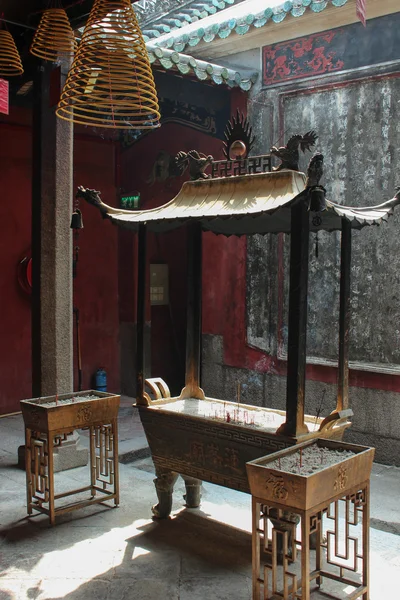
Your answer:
56;0;161;130
30;8;77;62
0;30;24;77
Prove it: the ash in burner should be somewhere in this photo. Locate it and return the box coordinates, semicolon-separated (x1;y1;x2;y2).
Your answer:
153;398;286;432
34;394;101;408
267;446;355;476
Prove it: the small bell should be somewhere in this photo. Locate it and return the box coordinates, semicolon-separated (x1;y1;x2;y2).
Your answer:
70;209;83;230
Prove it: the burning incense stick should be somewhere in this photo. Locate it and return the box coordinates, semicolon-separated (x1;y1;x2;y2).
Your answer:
55;394;59;406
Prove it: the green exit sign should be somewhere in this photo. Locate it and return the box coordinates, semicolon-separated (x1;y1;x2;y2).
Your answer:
120;192;140;209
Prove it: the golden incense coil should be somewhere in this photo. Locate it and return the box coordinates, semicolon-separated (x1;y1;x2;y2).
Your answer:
0;30;24;76
30;8;77;61
57;0;160;130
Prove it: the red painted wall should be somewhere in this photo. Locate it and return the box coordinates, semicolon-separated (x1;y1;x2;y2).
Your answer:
0;86;254;413
118;122;226;393
0;111;32;413
73;138;119;394
0;107;119;414
117;88;250;394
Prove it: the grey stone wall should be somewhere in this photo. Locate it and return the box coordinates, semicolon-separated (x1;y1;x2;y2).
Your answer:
247;73;400;374
202;334;400;465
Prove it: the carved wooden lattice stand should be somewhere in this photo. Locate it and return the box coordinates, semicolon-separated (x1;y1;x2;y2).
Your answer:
21;391;120;525
247;440;374;600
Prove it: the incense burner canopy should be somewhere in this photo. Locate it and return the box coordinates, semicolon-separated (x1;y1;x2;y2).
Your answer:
76;172;400;236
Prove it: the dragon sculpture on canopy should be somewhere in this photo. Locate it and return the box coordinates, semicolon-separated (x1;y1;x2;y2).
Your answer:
270;130;318;171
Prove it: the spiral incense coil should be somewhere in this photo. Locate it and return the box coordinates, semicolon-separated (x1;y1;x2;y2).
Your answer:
56;0;160;130
30;8;77;62
0;30;24;76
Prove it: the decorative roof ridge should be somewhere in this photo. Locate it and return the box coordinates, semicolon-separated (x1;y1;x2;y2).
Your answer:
147;0;350;52
140;0;241;42
147;44;258;90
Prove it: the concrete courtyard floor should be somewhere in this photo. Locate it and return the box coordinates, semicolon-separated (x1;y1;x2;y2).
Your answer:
1;397;400;599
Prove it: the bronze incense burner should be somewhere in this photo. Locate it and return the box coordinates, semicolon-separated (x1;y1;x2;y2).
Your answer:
78;116;400;520
247;439;374;599
21;390;120;525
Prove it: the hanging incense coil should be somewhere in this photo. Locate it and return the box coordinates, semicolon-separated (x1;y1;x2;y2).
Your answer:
56;0;160;130
30;8;77;62
0;30;24;76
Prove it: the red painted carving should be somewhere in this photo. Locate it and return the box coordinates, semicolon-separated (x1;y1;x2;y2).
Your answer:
263;30;345;86
271;55;291;80
308;47;344;74
291;38;313;58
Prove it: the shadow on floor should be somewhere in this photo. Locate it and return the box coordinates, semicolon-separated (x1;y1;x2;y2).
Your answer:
34;509;253;600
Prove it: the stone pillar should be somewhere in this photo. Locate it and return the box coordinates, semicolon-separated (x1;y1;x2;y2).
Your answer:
22;59;88;470
31;61;73;396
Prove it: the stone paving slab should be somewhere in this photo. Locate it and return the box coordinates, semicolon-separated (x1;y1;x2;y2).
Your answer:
1;459;400;600
1;406;400;599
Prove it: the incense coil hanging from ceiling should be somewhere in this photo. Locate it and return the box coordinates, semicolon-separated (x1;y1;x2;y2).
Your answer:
0;30;24;76
56;0;161;130
30;8;77;62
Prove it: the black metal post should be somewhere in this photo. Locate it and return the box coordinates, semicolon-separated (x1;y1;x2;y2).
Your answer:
183;222;203;397
337;218;352;411
278;199;310;437
136;224;147;403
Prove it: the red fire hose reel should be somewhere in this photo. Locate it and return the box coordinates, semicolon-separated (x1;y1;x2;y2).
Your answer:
17;250;32;295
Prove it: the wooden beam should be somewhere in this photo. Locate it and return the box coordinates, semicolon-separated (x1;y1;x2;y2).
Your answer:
277;199;310;437
336;218;352;411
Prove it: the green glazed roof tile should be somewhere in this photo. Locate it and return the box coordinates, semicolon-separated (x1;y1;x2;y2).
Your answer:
218;27;232;38
312;1;329;11
203;32;216;42
141;1;245;42
146;44;258;90
211;73;223;84
160;57;173;68
235;23;250;34
149;0;351;53
177;63;191;74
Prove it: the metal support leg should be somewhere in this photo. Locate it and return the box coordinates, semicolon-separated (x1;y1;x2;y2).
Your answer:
252;499;261;600
182;475;202;508
90;426;96;497
112;418;120;507
269;509;299;562
363;485;370;600
25;428;33;515
315;519;322;587
47;434;55;526
152;466;179;519
301;513;310;600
